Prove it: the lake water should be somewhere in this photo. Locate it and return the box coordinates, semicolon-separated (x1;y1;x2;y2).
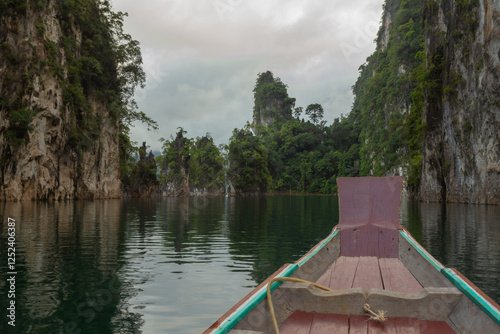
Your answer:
0;196;499;333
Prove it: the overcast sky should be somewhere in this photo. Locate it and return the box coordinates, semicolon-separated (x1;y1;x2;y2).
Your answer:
112;0;385;152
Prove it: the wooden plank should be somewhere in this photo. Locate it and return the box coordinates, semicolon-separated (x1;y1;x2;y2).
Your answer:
329;256;359;290
394;317;419;334
337;177;403;229
448;295;500;333
378;228;399;258
315;269;332;288
419;320;455;333
309;313;348;334
204;264;293;334
337;177;404;258
398;232;453;288
379;258;422;293
341;227;380;257
349;315;368;334
448;267;500;313
279;311;313;334
352;257;383;290
368;317;397;334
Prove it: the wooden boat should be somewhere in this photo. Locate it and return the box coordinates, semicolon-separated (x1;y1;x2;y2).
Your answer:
204;177;500;334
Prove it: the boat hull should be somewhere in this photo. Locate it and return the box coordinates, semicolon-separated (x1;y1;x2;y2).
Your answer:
205;177;500;333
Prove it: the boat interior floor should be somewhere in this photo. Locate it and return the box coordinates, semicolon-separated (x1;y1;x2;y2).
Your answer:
277;256;456;333
278;311;455;334
316;256;422;292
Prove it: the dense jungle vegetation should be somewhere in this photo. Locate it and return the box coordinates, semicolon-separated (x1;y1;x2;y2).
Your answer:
158;0;428;195
0;0;156;186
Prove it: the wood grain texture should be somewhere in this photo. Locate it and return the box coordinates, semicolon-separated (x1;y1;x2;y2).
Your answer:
337;177;404;258
419;320;456;333
378;228;399;258
204;264;292;334
315;270;332;288
349;315;369;334
328;256;359;290
368;317;397;334
379;258;422;293
278;311;313;334
309;313;348;334
352;256;383;290
394;317;420;334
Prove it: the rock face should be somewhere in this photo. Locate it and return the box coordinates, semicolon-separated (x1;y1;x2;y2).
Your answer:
160;131;190;197
0;2;121;200
420;0;500;204
252;71;295;129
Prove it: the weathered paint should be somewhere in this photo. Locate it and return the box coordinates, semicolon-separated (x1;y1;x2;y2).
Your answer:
399;229;446;272
337;177;404;257
442;268;500;326
295;227;339;267
207;264;298;334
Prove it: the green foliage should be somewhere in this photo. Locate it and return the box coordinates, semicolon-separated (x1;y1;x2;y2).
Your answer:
228;126;271;193
5;107;35;147
190;134;225;190
305;103;324;125
352;0;425;185
0;0;28;16
253;71;295;126
158;130;225;190
1;95;35;147
160;128;192;182
1;42;20;65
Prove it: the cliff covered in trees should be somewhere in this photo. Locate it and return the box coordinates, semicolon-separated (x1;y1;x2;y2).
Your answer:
349;0;500;203
226;0;500;203
2;0;498;203
420;0;500;204
0;0;154;200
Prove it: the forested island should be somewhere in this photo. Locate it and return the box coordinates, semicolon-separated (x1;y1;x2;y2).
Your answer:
1;0;499;203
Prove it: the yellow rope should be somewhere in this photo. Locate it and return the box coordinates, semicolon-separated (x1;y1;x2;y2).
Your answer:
266;278;387;334
267;277;333;334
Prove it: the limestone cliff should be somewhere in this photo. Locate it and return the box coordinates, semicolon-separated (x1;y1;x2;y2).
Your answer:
252;71;295;129
0;1;125;200
420;0;500;204
160;131;190;197
124;142;159;198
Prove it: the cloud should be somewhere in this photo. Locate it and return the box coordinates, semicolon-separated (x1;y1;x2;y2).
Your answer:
112;0;385;151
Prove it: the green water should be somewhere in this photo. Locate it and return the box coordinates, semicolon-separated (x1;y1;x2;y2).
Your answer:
0;196;499;333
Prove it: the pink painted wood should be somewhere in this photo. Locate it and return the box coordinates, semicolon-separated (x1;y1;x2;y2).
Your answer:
352;256;383;290
315;270;332;288
337;177;404;258
278;311;313;334
379;258;422;293
419;320;456;333
349;315;368;334
394;317;420;334
369;317;397;334
328;256;359;290
309;313;349;334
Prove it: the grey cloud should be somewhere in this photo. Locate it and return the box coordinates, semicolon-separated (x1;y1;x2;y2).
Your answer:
113;0;385;149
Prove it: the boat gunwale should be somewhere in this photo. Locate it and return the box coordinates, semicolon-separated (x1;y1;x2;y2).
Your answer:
204;227;340;334
206;226;500;332
400;227;500;326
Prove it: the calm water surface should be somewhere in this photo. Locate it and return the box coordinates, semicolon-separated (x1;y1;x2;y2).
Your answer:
0;196;499;333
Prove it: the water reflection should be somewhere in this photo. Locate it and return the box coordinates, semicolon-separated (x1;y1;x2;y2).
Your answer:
401;198;500;302
0;197;499;333
0;200;143;334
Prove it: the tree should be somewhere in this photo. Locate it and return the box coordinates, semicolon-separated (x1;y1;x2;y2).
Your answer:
293;106;303;119
305;103;324;125
228;127;271;194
